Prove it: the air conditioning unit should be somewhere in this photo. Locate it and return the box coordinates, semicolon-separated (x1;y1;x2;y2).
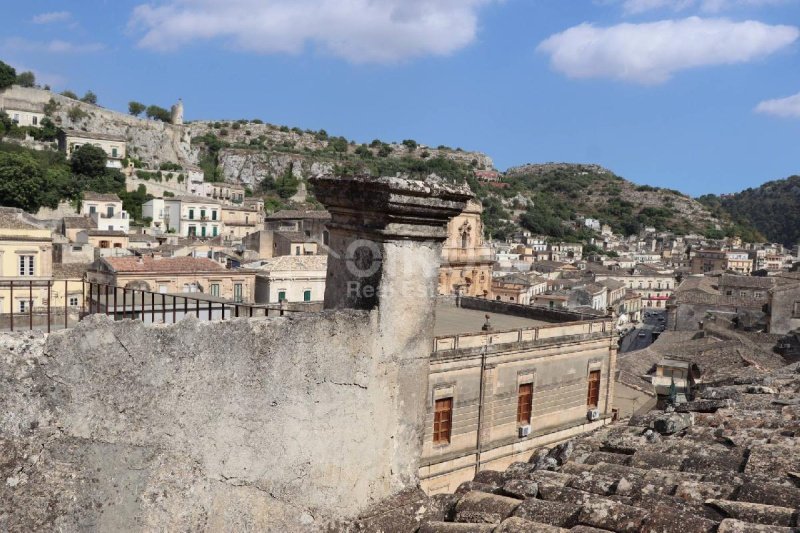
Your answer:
518;425;531;438
587;409;600;421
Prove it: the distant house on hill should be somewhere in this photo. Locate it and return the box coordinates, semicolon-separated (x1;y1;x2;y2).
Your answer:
58;129;127;168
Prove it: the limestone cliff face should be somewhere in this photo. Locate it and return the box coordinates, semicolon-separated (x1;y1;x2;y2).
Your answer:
189;120;493;187
217;149;334;188
1;86;196;167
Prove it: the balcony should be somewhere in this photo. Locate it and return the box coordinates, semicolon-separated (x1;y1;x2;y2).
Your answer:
442;246;496;265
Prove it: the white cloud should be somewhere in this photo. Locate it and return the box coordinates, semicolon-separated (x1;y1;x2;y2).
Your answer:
1;38;105;54
31;11;72;24
128;0;496;63
620;0;791;14
755;91;800;117
537;17;799;84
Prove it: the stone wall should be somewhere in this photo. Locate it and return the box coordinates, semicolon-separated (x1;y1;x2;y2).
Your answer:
0;304;427;531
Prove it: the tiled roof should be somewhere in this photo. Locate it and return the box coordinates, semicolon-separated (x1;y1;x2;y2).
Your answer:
82;192;121;202
265;209;330;220
62;216;95;230
102;256;226;273
0;207;47;230
86;230;128;237
496;272;548;286
254;255;328;272
275;231;316;242
53;263;91;280
719;275;775;290
62;129;126;142
169;195;221;205
128;234;156;242
364;355;800;532
600;279;626;291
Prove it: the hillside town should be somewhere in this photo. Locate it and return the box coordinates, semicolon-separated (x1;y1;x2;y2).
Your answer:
3;59;800;531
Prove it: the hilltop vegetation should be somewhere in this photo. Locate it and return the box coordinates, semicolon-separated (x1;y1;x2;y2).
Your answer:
698;175;800;246
470;163;761;241
0;141;151;220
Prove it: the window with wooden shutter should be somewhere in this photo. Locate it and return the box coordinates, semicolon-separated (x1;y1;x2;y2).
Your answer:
587;370;601;408
517;383;533;425
433;397;453;444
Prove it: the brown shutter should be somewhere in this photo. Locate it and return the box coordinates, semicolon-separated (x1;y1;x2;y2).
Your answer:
433;397;453;444
517;383;533;425
587;370;601;408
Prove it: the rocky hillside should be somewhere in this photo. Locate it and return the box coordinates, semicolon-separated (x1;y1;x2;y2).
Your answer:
186;119;492;189
0;86;193;166
476;163;748;240
698;175;800;246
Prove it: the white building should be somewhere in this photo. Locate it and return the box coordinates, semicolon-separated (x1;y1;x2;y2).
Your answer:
1;99;45;127
584;218;601;231
58;130;126;168
143;196;223;238
250;255;327;304
81;192;130;232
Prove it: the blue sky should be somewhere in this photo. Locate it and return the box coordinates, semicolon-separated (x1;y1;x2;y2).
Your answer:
2;0;799;196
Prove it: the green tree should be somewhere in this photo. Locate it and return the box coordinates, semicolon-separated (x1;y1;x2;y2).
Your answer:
60;90;78;99
145;105;171;122
128;101;146;116
0;60;16;90
329;136;348;153
43;98;60;116
0;151;47;211
402;139;418;151
119;184;152;221
15;71;35;87
81;91;97;104
0;111;11;138
28;117;57;142
67;105;88;123
70;144;107;178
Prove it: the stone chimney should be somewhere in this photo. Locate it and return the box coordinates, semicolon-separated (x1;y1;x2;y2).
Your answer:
310;173;472;312
311;173;472;491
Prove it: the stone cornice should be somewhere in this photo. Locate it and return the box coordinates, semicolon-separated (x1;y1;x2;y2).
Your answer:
310;174;472;241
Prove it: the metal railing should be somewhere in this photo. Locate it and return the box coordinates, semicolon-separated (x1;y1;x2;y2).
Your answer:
84;281;307;325
0;279;82;333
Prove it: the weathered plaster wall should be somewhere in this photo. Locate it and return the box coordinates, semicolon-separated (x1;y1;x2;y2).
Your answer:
0;309;428;531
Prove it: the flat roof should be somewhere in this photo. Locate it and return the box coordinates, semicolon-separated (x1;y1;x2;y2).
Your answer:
433;301;548;337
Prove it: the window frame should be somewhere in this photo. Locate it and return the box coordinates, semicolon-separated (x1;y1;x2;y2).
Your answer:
587;369;601;408
517;383;533;426
18;255;34;276
433;397;453;445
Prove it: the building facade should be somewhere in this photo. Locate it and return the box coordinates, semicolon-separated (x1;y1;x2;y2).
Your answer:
420;298;616;494
252;255;327;304
0;208;53;314
58;130;127;168
88;256;255;303
143;196;223;238
220;204;264;241
82;192;130;232
439;200;495;297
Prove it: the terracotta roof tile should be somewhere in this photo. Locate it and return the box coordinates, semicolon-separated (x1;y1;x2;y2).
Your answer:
102;256;226;273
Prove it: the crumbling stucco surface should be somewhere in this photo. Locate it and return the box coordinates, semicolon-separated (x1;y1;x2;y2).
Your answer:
0;309;430;531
